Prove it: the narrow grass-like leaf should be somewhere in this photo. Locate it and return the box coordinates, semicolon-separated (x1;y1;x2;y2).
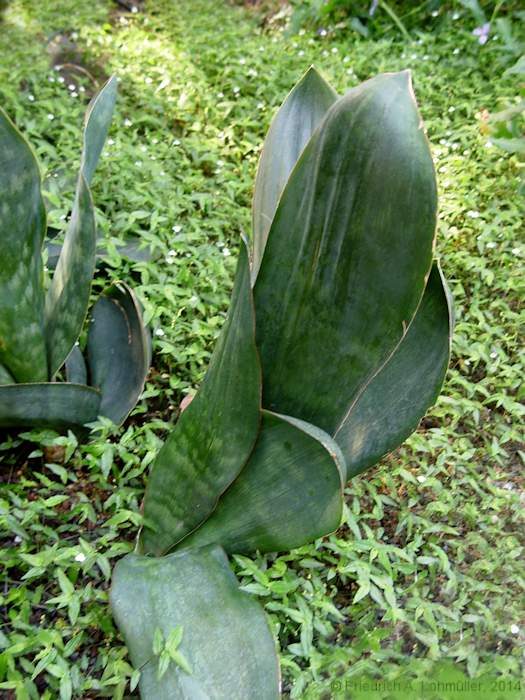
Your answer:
0;383;100;429
87;282;149;425
252;66;338;278
179;410;345;555
254;71;437;435
141;241;261;556
0;107;47;382
335;263;453;477
110;546;279;700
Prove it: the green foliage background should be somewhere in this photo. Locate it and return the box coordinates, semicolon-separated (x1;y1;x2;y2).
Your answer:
0;0;523;698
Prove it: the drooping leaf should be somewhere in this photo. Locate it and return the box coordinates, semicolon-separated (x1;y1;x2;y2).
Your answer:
110;546;279;700
87;282;149;425
254;71;437;436
44;76;117;377
179;410;345;555
252;66;338;279
335;263;453;478
0;107;47;382
65;344;87;385
0;383;100;429
80;75;118;186
44;174;96;376
141;241;261;556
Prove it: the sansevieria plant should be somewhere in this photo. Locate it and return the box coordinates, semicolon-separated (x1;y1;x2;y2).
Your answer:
110;68;454;698
0;77;149;432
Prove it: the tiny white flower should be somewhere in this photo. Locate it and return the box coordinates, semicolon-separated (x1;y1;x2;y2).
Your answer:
71;92;78;98
233;86;240;94
152;138;158;144
257;102;264;109
319;29;327;37
68;83;75;91
172;225;182;233
448;106;455;113
28;94;35;102
511;247;521;255
145;76;152;84
491;514;498;523
486;242;496;249
510;625;520;634
431;10;439;17
452;12;460;20
453;48;460;55
108;138;115;145
168;249;176;256
140;145;147;152
134;160;142;166
124;118;133;126
490;351;497;359
165;256;176;264
58;76;65;83
417;475;426;483
131;5;138;12
485;140;493;148
190;295;198;303
439;166;446;173
322;50;329;57
47;114;55;120
298;50;305;57
411;53;418;60
79;86;86;93
467;211;480;218
299;29;305;36
239;58;246;65
160;170;165;176
75;552;86;563
331;47;338;53
48;76;55;83
14;535;22;543
223;247;231;257
155;328;165;337
173;138;181;145
343;56;350;63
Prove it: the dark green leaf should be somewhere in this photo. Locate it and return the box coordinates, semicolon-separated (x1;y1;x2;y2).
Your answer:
0;383;100;429
252;66;337;278
335;263;453;478
65;344;87;385
0;107;47;382
44;77;117;377
110;546;279;700
81;76;118;186
179;410;345;555
87;282;149;426
141;241;261;556
44;174;96;377
254;71;437;436
0;364;14;385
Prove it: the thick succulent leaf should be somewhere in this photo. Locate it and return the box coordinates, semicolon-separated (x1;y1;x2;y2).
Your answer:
335;263;453;478
87;282;149;426
252;66;338;278
0;107;48;382
110;546;279;700
0;364;14;385
179;410;345;555
44;174;96;376
254;71;437;435
0;382;100;429
81;76;118;186
141;242;261;556
65;344;87;385
44;76;117;377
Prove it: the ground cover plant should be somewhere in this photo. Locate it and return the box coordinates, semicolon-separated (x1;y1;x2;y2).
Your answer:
0;0;524;698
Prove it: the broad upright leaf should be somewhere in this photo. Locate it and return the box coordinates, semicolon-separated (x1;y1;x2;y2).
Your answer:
0;364;14;385
65;344;87;385
44;175;96;376
252;66;338;278
335;263;453;477
87;283;149;425
179;410;345;555
110;546;279;700
0;382;100;429
141;242;261;556
45;76;117;377
0;107;47;382
81;75;118;186
254;71;437;435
